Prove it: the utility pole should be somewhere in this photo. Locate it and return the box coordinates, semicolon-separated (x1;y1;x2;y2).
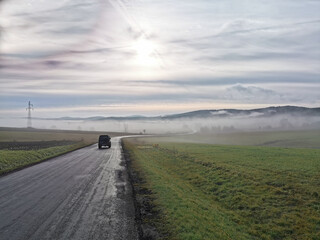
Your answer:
26;101;34;128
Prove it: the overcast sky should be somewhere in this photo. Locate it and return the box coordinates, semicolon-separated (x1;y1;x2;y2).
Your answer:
0;0;319;118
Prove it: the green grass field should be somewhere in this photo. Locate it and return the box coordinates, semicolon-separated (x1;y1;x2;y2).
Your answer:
0;127;126;175
0;143;89;175
123;138;320;240
152;130;320;149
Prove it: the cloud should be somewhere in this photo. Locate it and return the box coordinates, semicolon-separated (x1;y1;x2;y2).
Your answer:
127;71;320;86
0;0;319;117
0;0;102;60
225;84;282;101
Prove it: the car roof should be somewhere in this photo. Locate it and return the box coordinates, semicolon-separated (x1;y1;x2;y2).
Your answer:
99;135;110;138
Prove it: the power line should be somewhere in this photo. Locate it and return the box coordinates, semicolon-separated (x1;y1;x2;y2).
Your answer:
26;101;34;128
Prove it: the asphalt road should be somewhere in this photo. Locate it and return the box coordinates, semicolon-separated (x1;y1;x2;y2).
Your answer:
0;137;138;240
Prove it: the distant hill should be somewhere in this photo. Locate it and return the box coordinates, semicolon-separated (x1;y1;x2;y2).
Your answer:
36;106;320;121
162;106;320;119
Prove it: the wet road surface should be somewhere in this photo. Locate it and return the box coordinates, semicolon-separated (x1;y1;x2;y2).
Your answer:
0;137;138;240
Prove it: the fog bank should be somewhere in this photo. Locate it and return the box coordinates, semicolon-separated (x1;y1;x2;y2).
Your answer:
1;113;319;134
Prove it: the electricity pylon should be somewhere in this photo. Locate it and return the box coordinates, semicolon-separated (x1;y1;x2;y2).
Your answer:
26;101;34;128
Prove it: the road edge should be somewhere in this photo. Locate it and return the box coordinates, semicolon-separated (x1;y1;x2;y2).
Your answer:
121;138;164;240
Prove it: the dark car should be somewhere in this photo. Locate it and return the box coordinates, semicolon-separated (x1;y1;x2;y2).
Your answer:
98;135;111;149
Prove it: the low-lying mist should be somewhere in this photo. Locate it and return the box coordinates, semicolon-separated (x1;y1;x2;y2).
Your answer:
1;113;319;134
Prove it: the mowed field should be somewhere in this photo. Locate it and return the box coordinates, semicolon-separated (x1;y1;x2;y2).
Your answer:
0;127;125;175
123;131;320;240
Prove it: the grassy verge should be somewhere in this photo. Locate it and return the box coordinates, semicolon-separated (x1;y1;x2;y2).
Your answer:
123;138;320;240
0;142;91;175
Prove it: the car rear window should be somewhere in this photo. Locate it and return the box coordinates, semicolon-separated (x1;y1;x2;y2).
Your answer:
99;135;110;140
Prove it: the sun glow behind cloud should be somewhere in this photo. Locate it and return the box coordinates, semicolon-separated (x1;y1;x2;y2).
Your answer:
133;37;158;67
